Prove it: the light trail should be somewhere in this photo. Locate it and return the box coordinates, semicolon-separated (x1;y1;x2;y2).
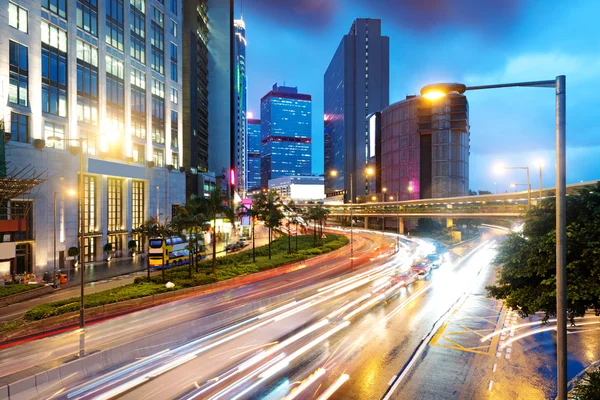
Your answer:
205;353;287;400
260;322;351;380
327;293;371;319
481;316;599;342
281;367;326;400
500;320;600;349
316;373;350;400
343;294;385;321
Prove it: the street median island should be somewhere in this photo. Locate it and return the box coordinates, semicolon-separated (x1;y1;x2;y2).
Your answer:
0;234;348;341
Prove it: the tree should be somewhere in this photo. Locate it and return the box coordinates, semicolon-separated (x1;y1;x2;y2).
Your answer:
254;190;284;260
571;370;600;400
131;218;162;279
128;239;137;256
478;190;493;195
287;201;302;252
172;198;207;277
198;187;234;275
487;183;600;322
239;202;260;262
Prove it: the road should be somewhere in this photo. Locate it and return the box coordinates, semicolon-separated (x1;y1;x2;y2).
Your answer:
4;225;596;400
0;226;495;400
0;229;390;389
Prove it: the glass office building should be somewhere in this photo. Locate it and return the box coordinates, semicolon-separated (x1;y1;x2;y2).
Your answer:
246;118;261;192
324;18;389;202
233;19;247;196
260;84;312;188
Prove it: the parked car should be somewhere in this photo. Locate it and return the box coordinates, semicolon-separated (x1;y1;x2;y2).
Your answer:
411;260;432;277
225;243;241;252
425;253;442;268
238;238;250;247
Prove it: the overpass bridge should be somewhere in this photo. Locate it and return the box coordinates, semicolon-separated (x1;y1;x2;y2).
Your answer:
298;180;597;233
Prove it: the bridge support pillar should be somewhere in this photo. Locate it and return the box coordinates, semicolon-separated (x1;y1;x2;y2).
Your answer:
446;218;454;228
398;217;405;235
364;216;369;229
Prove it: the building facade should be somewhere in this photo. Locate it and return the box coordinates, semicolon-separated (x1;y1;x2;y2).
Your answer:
324;18;389;202
233;18;246;197
268;175;325;203
260;84;312;188
1;0;185;275
380;94;470;201
182;0;233;199
246;118;261;192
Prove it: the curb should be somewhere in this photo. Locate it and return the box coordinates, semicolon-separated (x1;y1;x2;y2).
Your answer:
0;286;54;308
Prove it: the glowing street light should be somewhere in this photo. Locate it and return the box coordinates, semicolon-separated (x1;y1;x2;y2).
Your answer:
421;75;567;399
495;164;531;210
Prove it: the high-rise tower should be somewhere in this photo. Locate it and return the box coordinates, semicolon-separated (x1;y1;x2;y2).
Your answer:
260;84;312;188
234;18;247;196
324;18;389;202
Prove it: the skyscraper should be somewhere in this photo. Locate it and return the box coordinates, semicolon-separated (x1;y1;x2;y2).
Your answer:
2;0;185;275
324;18;389;202
233;18;247;197
378;94;470;200
246;118;261;192
260;84;312;188
182;0;233;198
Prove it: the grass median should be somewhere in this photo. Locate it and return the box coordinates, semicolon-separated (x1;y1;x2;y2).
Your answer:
19;234;348;323
0;284;44;299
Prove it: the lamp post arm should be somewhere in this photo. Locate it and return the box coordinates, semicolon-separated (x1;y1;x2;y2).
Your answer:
466;80;555;91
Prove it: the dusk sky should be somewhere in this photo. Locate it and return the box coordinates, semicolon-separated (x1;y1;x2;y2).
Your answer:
238;0;600;192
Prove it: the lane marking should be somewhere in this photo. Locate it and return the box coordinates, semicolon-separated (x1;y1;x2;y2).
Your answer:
492;364;497;373
388;376;396;386
488;380;494;391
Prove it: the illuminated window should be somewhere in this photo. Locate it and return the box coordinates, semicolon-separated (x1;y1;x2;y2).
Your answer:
9;2;28;33
107;178;123;231
170;87;178;104
82;175;96;234
44;121;64;149
153;148;164;167
9;41;28;107
171;152;179;169
132;180;145;228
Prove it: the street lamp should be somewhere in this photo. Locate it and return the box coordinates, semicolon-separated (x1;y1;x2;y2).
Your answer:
421;76;567;399
48;132;111;329
382;187;387;202
330;167;375;271
535;159;544;205
53;188;76;287
496;164;531;210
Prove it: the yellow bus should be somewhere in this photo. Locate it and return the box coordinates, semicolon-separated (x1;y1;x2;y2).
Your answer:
148;235;206;269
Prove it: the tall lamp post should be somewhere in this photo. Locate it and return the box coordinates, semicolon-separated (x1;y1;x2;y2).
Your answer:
421;76;567;399
330;167;374;271
496;165;531;210
48;132;110;329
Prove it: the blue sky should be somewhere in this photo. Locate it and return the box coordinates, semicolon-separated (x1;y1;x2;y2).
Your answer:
239;0;600;192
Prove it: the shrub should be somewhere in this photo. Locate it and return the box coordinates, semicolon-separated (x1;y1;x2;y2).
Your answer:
571;370;600;400
0;284;44;299
23;234;348;322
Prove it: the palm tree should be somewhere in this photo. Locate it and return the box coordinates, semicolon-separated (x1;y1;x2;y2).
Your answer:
131;218;160;279
305;207;319;246
314;205;331;242
254;190;284;260
198;187;234;275
172;198;207;277
153;217;173;283
238;202;259;262
288;201;302;252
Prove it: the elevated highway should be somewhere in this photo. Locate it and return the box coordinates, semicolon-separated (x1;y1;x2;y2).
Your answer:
301;180;598;232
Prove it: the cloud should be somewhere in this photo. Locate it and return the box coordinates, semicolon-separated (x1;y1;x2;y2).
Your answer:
360;0;521;37
245;0;339;31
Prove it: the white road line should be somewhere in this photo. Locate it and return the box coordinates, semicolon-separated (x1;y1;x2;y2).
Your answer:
492;364;497;373
488;380;494;391
505;354;511;360
496;352;502;358
388;376;396;386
